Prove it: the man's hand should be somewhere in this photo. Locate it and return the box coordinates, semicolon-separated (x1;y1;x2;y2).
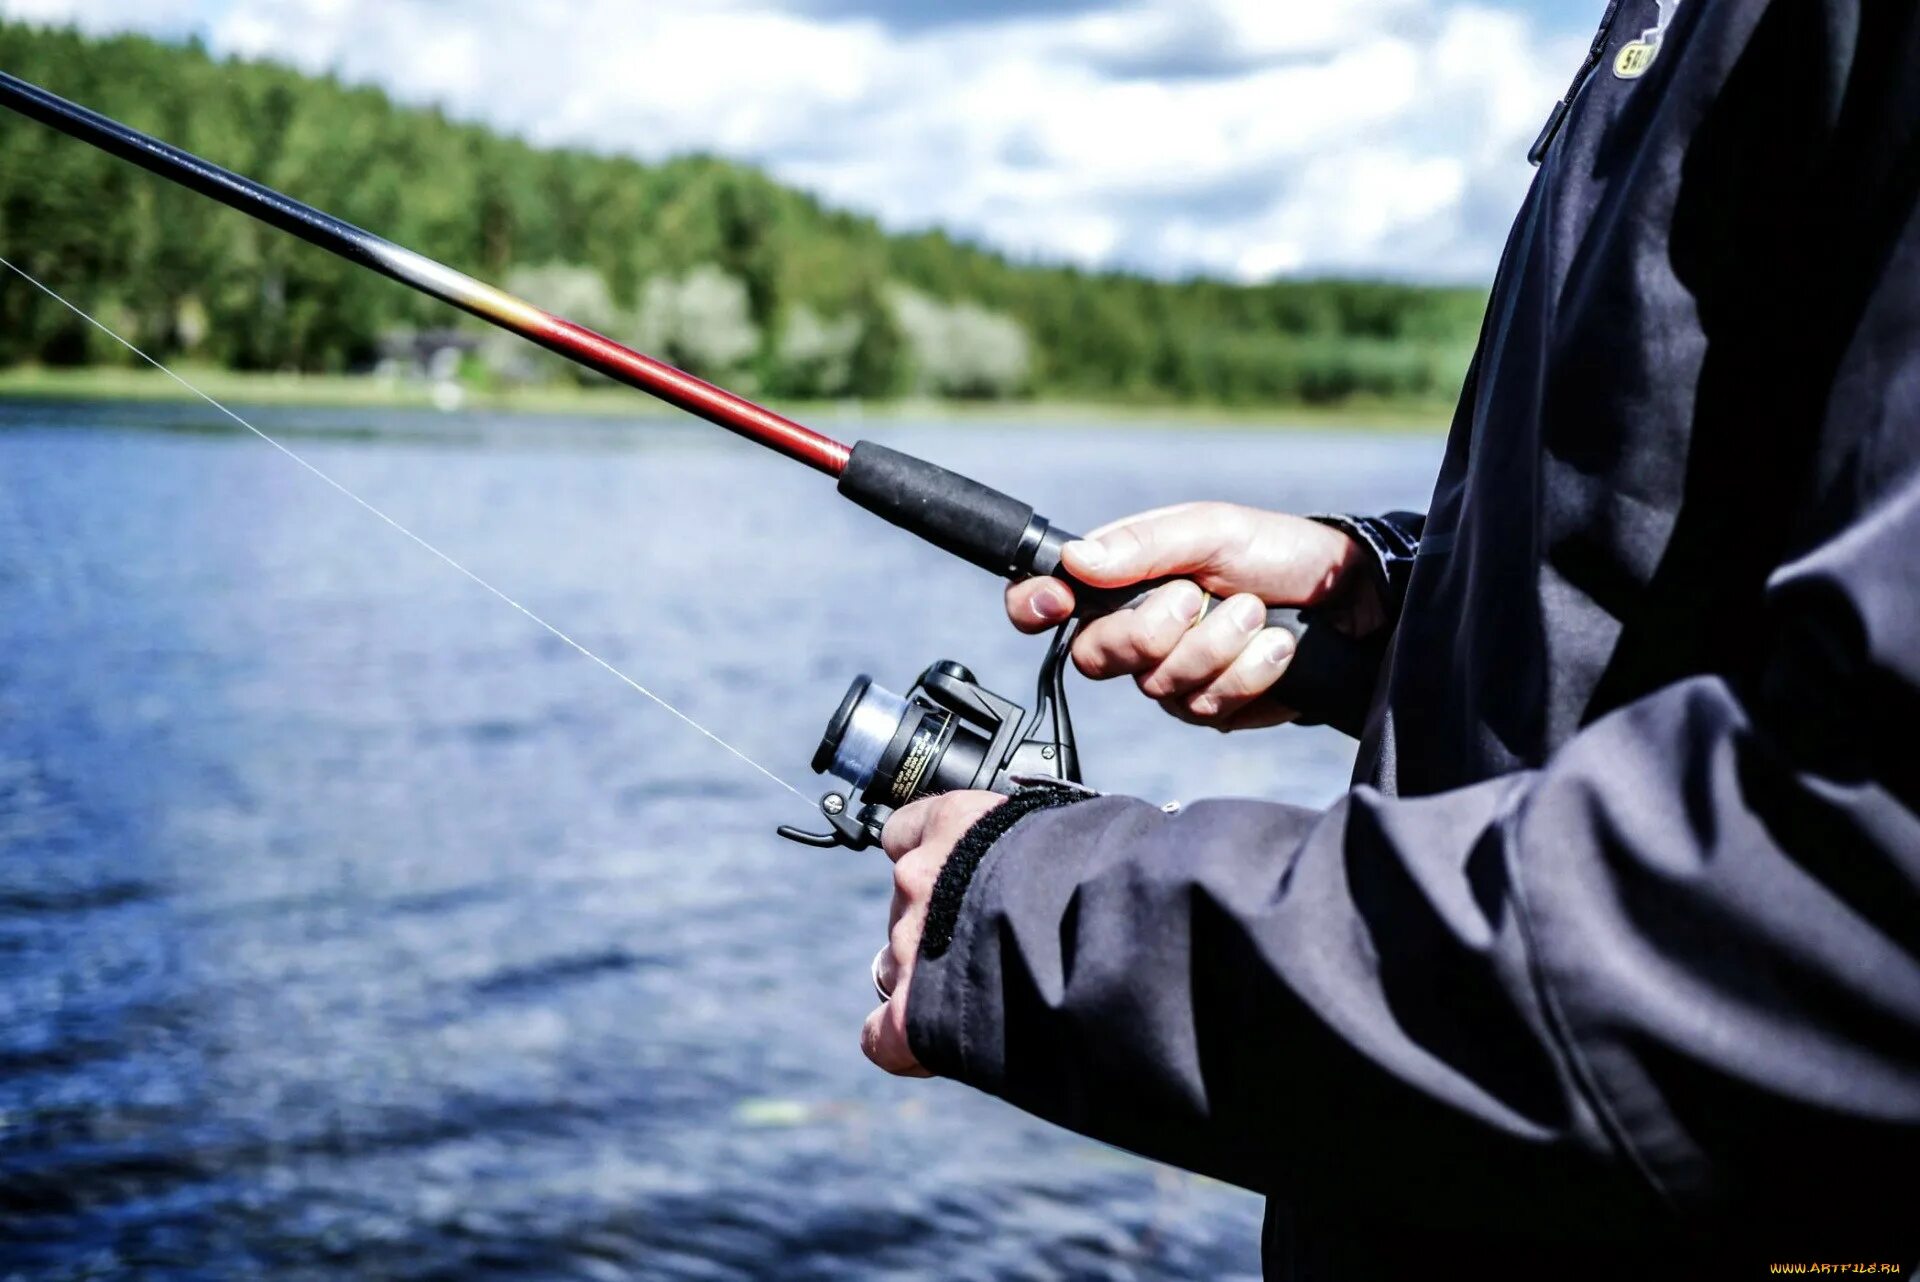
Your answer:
1005;503;1378;731
861;790;1005;1077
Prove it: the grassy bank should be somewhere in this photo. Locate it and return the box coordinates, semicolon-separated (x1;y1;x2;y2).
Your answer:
0;365;1454;432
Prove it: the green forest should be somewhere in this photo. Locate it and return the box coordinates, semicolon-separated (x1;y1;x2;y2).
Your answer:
0;21;1488;409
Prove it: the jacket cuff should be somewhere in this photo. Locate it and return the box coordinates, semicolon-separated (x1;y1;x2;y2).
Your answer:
1309;511;1425;622
921;783;1092;959
906;783;1094;1076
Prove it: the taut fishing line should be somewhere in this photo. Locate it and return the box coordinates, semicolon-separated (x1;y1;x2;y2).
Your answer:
0;72;1378;849
1;254;809;805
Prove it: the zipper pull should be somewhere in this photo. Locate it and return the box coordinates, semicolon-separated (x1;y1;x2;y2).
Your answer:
1528;98;1571;167
1527;0;1628;167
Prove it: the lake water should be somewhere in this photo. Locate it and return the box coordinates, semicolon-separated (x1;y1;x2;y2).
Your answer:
0;400;1442;1281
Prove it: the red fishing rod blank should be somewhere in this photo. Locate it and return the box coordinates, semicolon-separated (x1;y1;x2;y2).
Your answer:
0;69;851;477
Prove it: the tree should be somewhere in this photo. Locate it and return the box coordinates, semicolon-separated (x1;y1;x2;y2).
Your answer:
0;18;1487;406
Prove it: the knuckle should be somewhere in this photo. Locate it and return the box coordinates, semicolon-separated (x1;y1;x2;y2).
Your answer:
1136;668;1172;699
1132;629;1177;667
1138;650;1205;697
1182;621;1244;675
1184;503;1234;561
880;810;919;857
1191;668;1266;721
1108;525;1148;561
1072;629;1129;678
1192;626;1241;671
904;851;940;896
1210;670;1258;703
1221;657;1279;701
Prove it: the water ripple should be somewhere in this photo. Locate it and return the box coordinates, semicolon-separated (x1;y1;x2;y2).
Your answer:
0;407;1439;1278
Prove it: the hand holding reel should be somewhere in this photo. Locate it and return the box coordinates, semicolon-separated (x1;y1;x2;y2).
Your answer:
777;442;1383;850
775;589;1327;852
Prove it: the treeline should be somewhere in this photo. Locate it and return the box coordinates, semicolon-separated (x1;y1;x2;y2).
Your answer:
0;21;1487;406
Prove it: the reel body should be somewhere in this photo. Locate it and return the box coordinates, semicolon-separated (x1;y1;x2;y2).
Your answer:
777;628;1080;851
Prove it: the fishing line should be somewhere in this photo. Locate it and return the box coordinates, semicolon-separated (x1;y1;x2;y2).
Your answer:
1;254;809;805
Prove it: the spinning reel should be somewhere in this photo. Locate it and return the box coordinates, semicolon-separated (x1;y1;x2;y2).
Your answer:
776;624;1081;852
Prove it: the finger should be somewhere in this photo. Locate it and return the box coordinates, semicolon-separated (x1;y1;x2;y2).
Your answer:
1216;693;1300;731
1156;696;1290;732
877;928;904;998
1060;503;1248;589
1004;576;1076;634
861;976;931;1077
926;791;1008;846
1083;502;1204;543
1070;580;1205;679
1136;592;1268;699
885;851;934;980
886;894;927;981
1183;626;1297;721
891;844;940;908
1076;508;1369;604
880;797;939;862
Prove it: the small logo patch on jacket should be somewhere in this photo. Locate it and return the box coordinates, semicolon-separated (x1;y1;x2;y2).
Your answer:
1614;41;1659;79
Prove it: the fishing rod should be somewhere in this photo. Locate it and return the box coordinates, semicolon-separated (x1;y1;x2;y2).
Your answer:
0;69;1375;847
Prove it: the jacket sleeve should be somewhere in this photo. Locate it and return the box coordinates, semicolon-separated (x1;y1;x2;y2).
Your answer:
906;445;1920;1256
1310;511;1425;624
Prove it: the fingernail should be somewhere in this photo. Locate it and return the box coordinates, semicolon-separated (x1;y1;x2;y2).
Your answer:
1065;539;1107;570
1162;580;1205;624
1232;596;1264;631
1191;695;1218;717
1031;585;1070;621
1262;628;1297;665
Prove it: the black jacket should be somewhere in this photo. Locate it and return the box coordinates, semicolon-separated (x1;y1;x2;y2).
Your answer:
906;3;1920;1276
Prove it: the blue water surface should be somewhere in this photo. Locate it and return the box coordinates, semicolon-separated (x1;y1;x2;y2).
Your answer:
0;400;1441;1281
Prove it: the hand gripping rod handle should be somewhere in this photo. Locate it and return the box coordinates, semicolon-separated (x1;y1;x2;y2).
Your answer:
836;441;1382;727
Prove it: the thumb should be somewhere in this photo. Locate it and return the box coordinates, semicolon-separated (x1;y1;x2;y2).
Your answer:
1060;506;1246;589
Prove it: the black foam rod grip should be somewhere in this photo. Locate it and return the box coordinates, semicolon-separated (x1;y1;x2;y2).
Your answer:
837;441;1038;577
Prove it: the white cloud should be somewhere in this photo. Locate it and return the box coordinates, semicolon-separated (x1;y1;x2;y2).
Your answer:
3;0;200;29
0;0;1585;281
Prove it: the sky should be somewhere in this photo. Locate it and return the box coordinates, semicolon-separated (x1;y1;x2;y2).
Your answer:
0;0;1603;283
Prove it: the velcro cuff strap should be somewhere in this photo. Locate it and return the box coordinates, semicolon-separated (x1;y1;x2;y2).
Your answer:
921;783;1092;959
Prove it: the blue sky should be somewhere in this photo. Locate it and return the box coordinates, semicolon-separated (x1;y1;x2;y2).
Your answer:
0;0;1606;282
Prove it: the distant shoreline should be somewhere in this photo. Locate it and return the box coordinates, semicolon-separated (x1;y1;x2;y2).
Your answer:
0;365;1453;433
